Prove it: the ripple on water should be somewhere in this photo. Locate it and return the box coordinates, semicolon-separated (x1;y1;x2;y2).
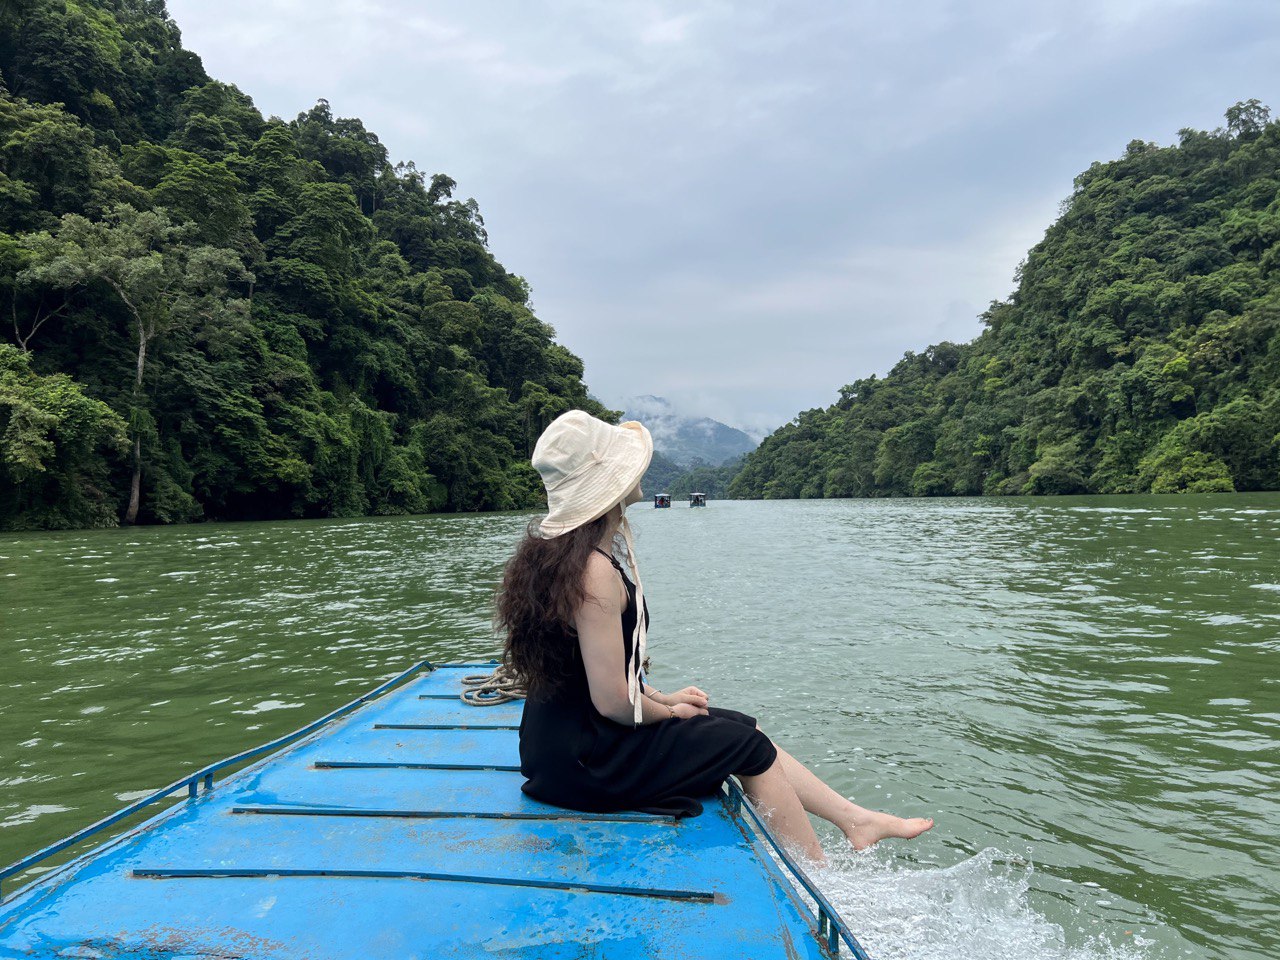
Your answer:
0;804;74;828
232;699;306;715
1;496;1277;959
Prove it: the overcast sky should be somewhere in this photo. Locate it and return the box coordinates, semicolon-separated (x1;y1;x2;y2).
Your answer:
169;0;1277;437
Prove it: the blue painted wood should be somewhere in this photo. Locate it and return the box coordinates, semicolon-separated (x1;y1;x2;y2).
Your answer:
0;664;850;959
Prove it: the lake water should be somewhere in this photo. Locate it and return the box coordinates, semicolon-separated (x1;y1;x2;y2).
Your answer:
1;495;1277;959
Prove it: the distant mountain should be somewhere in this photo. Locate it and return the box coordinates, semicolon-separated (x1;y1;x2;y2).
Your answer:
622;396;757;468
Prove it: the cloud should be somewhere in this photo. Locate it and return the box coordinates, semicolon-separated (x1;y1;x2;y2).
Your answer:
169;0;1278;435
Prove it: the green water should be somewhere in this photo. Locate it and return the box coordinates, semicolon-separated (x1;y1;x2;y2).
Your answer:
1;495;1277;959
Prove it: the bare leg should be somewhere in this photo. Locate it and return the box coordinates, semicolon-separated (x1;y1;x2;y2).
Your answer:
738;757;827;865
766;732;934;851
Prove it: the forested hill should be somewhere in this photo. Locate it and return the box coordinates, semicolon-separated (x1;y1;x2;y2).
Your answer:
731;102;1280;500
0;1;611;530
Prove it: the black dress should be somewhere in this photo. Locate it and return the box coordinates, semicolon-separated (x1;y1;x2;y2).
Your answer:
518;548;778;817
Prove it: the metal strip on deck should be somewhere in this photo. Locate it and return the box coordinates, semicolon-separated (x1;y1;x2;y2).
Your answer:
314;759;524;771
231;804;678;823
0;662;865;959
373;722;523;730
133;867;718;902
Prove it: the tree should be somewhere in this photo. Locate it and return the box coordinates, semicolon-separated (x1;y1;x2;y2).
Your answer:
153;151;250;245
0;91;101;227
0;231;75;352
1226;99;1271;139
18;205;251;522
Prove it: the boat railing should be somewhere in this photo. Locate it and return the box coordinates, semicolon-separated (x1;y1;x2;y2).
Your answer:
0;657;447;899
725;778;872;960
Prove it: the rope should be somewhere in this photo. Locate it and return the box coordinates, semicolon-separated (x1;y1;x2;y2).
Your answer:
460;664;527;706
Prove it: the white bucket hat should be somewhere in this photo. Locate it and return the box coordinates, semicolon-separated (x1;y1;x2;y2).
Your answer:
531;409;653;723
532;410;652;538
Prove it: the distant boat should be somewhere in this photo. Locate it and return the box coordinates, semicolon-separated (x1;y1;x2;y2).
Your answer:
690;492;707;507
0;661;869;959
654;493;672;508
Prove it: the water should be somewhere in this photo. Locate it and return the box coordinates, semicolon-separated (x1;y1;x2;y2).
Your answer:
1;495;1277;959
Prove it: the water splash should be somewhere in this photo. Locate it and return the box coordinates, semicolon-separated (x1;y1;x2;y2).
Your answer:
809;847;1160;960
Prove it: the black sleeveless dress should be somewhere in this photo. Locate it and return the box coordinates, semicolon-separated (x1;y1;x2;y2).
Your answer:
518;549;778;817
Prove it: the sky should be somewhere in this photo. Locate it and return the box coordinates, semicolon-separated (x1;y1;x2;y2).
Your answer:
168;0;1278;437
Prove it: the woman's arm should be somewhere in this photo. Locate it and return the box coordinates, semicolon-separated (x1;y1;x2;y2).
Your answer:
644;683;709;709
576;554;706;725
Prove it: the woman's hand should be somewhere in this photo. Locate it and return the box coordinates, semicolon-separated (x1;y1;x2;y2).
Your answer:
665;686;709;709
670;701;709;720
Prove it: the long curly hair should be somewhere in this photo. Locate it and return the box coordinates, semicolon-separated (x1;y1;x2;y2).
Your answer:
496;514;611;698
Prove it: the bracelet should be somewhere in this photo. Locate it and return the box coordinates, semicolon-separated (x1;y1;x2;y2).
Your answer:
667;704;677;720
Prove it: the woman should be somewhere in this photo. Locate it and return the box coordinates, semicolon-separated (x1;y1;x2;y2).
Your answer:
497;410;932;863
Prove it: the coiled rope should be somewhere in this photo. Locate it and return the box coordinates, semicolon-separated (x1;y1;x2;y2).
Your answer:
460;664;527;706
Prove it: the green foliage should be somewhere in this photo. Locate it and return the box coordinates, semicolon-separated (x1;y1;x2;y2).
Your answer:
153;151;249;245
0;0;207;144
873;419;936;495
0;342;126;528
734;102;1280;500
1139;444;1236;494
0;1;610;528
642;452;744;501
640;449;683;495
0;93;127;228
667;456;744;500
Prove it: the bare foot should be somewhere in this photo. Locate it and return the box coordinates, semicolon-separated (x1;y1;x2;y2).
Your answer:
843;811;934;851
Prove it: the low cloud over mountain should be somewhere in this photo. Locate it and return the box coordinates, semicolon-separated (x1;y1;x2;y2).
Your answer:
621;396;757;468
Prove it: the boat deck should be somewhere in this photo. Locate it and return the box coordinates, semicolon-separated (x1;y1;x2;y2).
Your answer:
0;663;864;959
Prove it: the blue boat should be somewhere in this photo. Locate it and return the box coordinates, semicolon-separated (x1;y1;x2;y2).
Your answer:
0;661;870;959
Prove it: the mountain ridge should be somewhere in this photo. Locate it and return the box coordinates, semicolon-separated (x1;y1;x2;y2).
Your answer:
731;102;1280;500
0;0;609;529
621;395;757;468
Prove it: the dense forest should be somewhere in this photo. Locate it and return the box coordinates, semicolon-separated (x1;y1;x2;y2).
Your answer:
732;101;1280;500
0;0;610;530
